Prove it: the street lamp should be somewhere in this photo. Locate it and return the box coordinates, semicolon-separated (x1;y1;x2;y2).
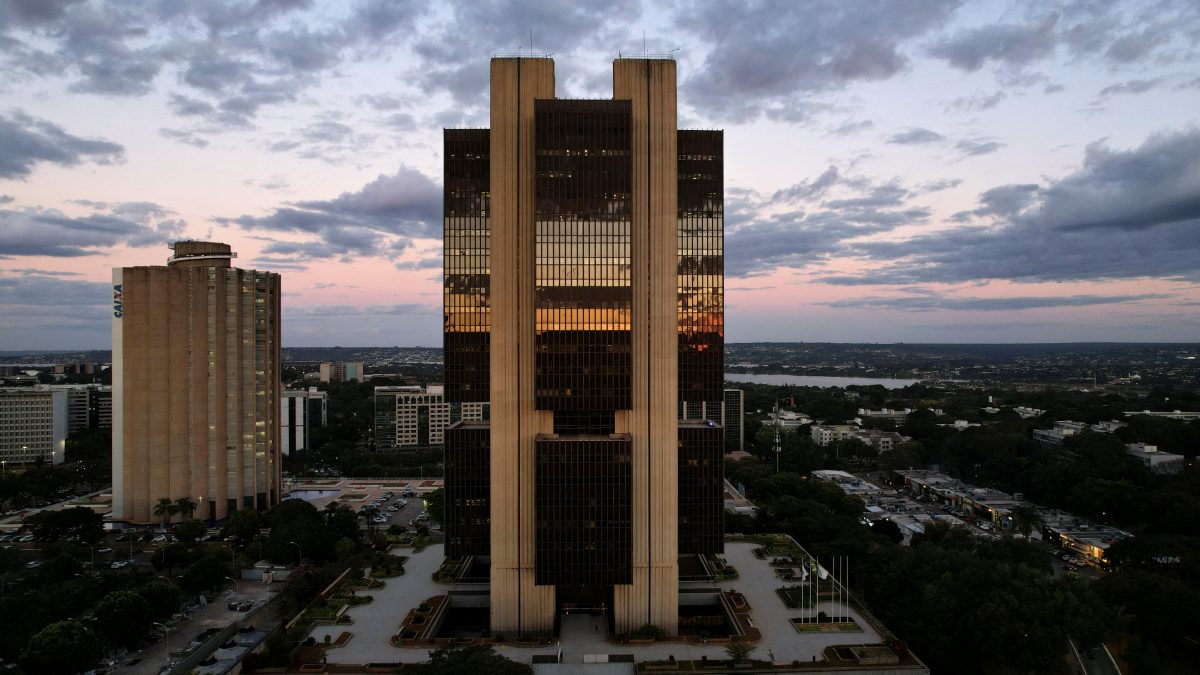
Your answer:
225;576;239;595
288;540;302;562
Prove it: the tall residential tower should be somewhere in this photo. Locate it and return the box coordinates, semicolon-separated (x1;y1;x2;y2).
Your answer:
443;56;724;636
112;241;282;524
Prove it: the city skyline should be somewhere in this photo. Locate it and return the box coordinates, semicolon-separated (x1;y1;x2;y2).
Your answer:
2;1;1200;349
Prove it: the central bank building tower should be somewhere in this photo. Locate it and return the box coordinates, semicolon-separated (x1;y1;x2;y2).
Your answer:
443;56;724;636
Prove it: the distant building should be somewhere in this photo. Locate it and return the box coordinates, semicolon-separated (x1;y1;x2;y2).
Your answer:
52;361;99;376
1013;406;1046;419
36;384;111;433
1122;410;1200;421
857;407;943;423
280;388;328;456
319;361;364;383
375;385;487;450
811;424;856;446
113;241;282;524
939;420;981;431
851;428;906;453
812;469;885;496
763;409;812;430
1125;442;1185;474
1033;420;1127;448
0;387;67;465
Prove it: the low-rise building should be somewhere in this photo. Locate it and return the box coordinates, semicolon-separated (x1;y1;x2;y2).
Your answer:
810;424;856;446
762;409;813;430
812;470;885;497
1032;419;1127;448
1125;442;1185;474
857;407;945;423
1122;410;1200;421
850;428;907;453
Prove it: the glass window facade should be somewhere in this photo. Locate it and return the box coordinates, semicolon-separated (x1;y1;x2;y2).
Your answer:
677;130;724;403
678;422;724;554
535;436;633;586
444;129;491;403
445;422;490;557
534;99;633;412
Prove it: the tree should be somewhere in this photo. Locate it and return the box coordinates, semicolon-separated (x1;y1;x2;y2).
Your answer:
94;590;152;649
179;551;231;596
20;620;101;675
175;496;198;520
1007;505;1043;539
424;487;445;525
26;506;105;544
425;645;532;675
174;518;206;544
153;497;178;528
138;579;183;622
224;507;263;543
726;638;755;663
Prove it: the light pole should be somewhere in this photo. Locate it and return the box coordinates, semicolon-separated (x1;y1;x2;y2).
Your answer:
225;576;240;596
289;540;302;563
2;459;6;478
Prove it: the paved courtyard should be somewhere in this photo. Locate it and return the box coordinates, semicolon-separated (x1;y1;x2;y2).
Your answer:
311;542;883;667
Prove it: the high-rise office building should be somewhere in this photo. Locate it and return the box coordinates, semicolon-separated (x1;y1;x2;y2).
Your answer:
443;56;724;636
112;241;282;524
374;385;488;450
281;387;327;456
319;361;364;383
0;388;67;465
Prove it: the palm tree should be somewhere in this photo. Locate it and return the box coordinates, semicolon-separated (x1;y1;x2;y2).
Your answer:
1009;505;1044;539
360;505;380;536
174;497;198;520
152;498;178;528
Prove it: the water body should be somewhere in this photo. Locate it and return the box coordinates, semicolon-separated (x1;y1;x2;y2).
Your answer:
724;373;922;389
284;489;340;501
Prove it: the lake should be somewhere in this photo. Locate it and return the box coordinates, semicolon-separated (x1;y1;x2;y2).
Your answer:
724;373;922;389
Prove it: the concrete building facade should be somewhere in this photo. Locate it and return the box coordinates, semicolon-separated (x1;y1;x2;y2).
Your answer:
0;388;67;465
112;241;282;524
319;361;363;383
281;387;327;456
443;56;724;636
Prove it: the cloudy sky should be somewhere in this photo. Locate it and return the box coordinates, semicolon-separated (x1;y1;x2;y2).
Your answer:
2;0;1199;350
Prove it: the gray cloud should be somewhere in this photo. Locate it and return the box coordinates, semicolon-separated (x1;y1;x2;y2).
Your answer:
929;13;1059;72
411;1;636;107
675;0;961;122
221;165;439;263
1099;78;1161;97
948;90;1007;112
0;110;124;179
0;195;12;203
823;293;1171;312
887;127;943;145
828;120;874;136
955;138;1006;156
929;3;1200;75
0;201;185;257
159;127;209;148
772;166;840;202
820;128;1200;285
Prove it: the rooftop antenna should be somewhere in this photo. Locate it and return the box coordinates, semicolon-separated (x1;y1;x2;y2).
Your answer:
643;30;647;57
530;28;533;55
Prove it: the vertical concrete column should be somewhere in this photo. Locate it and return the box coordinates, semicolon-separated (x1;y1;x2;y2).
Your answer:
489;57;556;636
612;58;679;634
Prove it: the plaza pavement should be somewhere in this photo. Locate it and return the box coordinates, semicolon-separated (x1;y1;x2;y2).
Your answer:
313;542;882;667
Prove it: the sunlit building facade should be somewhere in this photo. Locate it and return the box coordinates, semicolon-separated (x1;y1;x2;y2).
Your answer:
443;56;724;636
112;241;282;524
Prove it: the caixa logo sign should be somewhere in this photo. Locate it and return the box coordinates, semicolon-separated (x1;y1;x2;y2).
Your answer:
113;284;123;318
